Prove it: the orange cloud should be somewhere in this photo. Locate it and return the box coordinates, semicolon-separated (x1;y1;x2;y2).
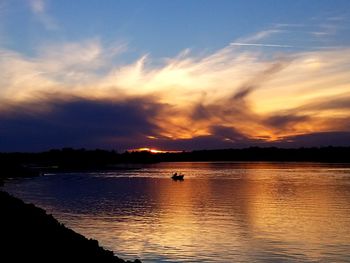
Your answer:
0;38;350;146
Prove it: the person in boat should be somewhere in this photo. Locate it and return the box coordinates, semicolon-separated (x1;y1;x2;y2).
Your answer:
172;172;184;180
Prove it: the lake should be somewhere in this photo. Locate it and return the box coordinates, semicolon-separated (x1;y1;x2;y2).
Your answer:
3;162;350;262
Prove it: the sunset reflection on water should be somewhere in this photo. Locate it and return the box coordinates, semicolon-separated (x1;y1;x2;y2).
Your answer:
4;162;350;262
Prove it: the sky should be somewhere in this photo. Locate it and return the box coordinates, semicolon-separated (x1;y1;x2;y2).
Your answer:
1;0;350;152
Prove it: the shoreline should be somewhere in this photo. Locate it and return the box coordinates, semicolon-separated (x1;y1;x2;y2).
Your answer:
0;190;141;263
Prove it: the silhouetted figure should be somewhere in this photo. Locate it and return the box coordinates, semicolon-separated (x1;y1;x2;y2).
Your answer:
171;172;184;180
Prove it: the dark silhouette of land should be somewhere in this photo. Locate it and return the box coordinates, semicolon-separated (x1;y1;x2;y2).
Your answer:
0;191;141;263
1;146;349;262
162;147;350;163
1;147;350;180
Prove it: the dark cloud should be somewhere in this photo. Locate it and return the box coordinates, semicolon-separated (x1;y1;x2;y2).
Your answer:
300;94;350;111
0;97;163;152
147;125;260;150
150;135;250;151
191;103;211;120
189;59;290;134
231;59;289;101
232;85;254;101
209;125;247;141
265;114;309;129
262;94;350;132
1;79;350;152
1;96;349;152
275;132;350;147
149;130;350;151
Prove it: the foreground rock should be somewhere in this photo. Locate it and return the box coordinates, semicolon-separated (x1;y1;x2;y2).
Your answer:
0;191;141;263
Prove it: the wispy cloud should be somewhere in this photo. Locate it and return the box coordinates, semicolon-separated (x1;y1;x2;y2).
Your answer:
229;29;294;49
30;0;45;13
273;23;305;28
0;34;350;148
239;29;282;42
29;0;58;30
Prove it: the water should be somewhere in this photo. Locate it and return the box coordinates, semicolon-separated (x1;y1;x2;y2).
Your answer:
3;162;350;262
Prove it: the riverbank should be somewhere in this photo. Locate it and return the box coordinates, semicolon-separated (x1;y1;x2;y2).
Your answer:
0;191;141;263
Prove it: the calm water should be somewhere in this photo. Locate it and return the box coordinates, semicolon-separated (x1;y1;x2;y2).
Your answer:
3;162;350;262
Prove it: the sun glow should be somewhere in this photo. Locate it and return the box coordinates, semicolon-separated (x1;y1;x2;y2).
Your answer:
128;148;181;154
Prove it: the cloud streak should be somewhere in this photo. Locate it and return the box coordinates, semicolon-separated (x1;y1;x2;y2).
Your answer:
230;43;294;48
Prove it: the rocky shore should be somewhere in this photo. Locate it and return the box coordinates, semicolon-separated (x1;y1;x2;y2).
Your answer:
0;191;141;263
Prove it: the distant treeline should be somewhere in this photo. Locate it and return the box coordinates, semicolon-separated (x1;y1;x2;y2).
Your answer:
1;147;350;173
166;147;350;163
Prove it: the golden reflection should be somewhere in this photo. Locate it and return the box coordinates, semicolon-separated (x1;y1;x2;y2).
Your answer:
55;163;350;261
244;168;350;260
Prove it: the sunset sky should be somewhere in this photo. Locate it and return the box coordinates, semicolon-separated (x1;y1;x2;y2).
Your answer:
1;0;350;151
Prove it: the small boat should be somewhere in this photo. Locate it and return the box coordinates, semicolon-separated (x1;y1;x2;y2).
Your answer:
171;173;184;180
